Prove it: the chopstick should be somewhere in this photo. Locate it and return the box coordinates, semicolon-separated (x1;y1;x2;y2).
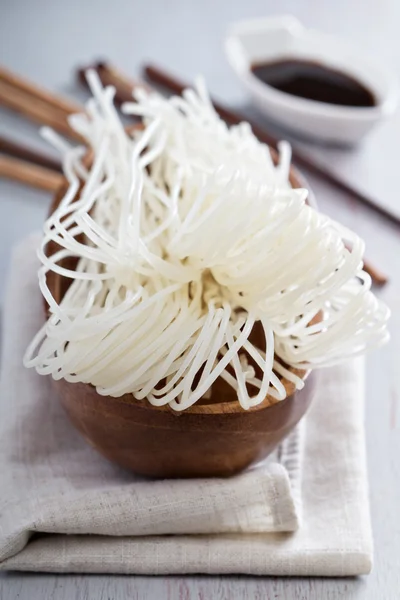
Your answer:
0;154;64;193
144;63;400;230
361;262;388;286
0;134;63;192
77;60;388;287
0;135;62;172
77;61;149;105
0;65;83;142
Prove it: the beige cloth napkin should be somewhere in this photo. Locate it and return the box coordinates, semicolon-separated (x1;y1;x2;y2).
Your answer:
0;235;372;576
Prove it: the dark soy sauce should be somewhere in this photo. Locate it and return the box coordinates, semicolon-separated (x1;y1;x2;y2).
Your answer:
251;59;376;108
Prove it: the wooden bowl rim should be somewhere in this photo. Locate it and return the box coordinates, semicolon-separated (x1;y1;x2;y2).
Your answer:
46;136;310;415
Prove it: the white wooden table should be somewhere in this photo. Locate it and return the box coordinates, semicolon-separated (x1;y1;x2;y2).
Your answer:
1;0;400;597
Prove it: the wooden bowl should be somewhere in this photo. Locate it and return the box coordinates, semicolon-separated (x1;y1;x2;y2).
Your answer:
45;154;316;478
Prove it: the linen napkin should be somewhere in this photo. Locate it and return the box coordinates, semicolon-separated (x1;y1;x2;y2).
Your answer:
0;235;373;576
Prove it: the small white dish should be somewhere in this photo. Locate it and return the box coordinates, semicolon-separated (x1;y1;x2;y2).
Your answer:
225;16;399;144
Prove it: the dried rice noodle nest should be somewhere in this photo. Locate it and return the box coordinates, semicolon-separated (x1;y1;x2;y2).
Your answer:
24;71;390;411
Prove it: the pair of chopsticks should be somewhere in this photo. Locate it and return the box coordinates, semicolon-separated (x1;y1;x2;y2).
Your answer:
0;65;81;138
80;62;400;230
0;61;389;285
78;61;389;287
0;65;83;193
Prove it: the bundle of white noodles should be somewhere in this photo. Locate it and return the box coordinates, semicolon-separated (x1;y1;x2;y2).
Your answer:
24;71;390;411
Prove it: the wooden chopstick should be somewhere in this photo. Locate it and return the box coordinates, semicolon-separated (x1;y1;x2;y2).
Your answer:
144;63;400;229
0;154;64;193
78;62;149;105
78;62;150;107
0;135;62;172
361;262;388;286
0;67;83;142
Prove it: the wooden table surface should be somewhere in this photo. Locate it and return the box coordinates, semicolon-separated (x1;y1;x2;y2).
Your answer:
1;0;399;597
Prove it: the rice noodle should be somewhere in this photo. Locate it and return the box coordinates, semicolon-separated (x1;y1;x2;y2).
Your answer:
23;71;390;410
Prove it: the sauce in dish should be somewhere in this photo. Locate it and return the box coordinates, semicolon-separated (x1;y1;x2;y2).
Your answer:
251;59;376;108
